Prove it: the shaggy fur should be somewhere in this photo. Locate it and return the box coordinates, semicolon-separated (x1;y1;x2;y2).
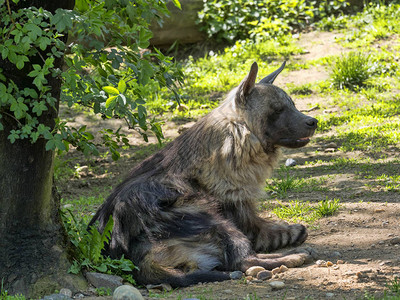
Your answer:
89;62;318;287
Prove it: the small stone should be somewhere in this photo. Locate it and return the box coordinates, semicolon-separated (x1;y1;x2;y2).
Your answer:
378;241;385;245
285;158;297;167
326;292;335;297
269;280;285;290
271;267;281;275
245;266;266;277
337;260;344;264
86;272;123;291
324;148;336;153
59;288;72;298
325;142;338;148
256;270;273;281
316;260;327;267
326;261;334;267
374;208;385;213
279;265;288;273
389;237;400;245
113;285;144;300
229;271;243;280
222;289;233;294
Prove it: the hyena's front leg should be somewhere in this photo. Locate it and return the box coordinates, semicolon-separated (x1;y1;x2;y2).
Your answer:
222;200;308;252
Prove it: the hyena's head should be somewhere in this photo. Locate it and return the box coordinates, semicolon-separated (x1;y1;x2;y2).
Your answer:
235;62;318;150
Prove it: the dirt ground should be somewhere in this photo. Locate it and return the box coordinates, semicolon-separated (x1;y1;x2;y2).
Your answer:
57;31;400;299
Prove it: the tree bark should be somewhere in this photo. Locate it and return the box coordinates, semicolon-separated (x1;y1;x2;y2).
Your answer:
0;0;86;297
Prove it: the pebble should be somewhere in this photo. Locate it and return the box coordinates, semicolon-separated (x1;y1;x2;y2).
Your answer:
59;288;72;298
269;280;285;290
326;261;334;267
229;271;243;280
326;292;335;297
374;208;385;213
222;289;233;294
245;266;266;277
279;265;289;273
257;270;272;281
272;267;281;275
113;285;144;300
324;148;336;153
389;237;400;245
285;158;297;167
316;260;327;267
325;142;338;148
337;260;344;264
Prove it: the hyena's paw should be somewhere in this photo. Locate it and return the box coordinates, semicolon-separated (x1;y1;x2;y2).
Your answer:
287;224;308;247
257;223;308;252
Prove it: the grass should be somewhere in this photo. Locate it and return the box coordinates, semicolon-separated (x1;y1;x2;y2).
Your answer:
271;198;341;224
330;51;374;90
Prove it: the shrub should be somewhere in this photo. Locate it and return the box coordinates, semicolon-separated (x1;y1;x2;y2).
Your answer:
197;0;349;43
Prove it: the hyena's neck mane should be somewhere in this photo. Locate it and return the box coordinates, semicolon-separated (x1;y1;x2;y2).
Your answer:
162;95;281;202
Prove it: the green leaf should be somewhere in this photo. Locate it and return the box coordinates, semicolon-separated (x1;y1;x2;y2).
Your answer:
171;0;181;9
103;86;120;95
138;27;152;49
138;105;146;119
138;60;153;85
105;95;118;108
52;9;74;32
117;80;126;94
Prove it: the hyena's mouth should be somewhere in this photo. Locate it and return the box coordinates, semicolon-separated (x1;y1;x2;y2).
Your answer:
277;136;312;148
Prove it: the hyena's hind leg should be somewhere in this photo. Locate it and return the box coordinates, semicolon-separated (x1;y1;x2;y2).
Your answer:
241;247;317;272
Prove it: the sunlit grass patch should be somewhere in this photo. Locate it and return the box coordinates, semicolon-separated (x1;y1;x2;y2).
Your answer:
315;198;341;217
266;166;330;198
271;198;341;224
330;51;374;91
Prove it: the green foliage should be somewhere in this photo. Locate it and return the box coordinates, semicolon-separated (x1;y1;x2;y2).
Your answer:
0;0;183;159
272;198;340;224
330;52;375;90
265;166;306;198
0;280;25;300
197;0;349;43
315;198;341;217
387;277;400;294
62;210;138;284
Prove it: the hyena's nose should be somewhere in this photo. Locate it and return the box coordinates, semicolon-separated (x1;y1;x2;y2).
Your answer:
305;117;318;129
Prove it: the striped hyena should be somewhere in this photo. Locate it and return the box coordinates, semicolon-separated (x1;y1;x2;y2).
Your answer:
89;62;318;287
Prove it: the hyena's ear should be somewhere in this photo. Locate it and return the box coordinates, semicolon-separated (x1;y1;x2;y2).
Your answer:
236;62;258;106
259;61;286;85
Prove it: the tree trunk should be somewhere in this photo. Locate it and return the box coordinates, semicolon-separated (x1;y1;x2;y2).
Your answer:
0;0;86;297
